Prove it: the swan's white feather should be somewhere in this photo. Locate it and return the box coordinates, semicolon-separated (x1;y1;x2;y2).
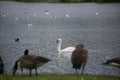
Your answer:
61;47;75;52
59;47;75;58
56;38;75;64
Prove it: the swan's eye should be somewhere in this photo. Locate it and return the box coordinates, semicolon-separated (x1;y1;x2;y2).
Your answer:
57;40;59;42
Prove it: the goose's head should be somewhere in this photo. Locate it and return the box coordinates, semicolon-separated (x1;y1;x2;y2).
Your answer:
76;44;84;49
24;49;29;55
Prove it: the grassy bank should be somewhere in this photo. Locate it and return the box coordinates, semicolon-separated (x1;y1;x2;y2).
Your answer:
0;73;120;80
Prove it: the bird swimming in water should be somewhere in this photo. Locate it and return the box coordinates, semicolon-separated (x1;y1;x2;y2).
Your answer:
15;38;19;42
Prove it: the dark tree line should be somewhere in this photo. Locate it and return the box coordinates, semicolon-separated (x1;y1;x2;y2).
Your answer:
0;0;120;3
60;0;120;3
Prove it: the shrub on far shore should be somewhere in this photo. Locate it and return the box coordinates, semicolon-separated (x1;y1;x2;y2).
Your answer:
0;0;120;3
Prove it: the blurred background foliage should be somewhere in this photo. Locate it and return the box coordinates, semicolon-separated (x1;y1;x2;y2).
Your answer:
0;0;120;3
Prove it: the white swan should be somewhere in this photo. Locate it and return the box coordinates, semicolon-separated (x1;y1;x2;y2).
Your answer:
56;38;75;66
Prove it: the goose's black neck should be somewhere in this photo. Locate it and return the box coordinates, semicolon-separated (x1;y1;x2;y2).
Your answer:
14;60;19;70
13;59;19;75
24;49;29;55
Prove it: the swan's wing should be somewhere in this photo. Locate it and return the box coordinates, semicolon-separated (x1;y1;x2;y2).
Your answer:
60;47;75;58
61;47;75;52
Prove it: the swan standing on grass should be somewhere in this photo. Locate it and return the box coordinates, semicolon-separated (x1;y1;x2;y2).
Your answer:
56;38;75;66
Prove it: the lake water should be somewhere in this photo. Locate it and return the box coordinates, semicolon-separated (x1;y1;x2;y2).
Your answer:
0;1;120;76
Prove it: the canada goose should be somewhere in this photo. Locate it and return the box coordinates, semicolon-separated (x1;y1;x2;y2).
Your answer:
71;44;88;74
13;50;51;76
103;56;120;68
56;38;75;66
0;56;4;74
15;38;19;42
17;49;29;73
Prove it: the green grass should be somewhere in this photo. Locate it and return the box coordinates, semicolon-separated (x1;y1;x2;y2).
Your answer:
0;73;120;80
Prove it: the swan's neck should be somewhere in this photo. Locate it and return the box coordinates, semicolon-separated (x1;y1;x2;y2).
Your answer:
57;41;62;67
57;41;62;52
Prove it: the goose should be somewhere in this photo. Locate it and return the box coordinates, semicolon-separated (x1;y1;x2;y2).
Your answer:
12;49;51;76
56;38;75;66
71;44;88;74
0;56;4;74
15;38;19;42
19;49;29;73
103;56;120;68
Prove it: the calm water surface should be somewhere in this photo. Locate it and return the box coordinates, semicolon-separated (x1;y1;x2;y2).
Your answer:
0;1;120;76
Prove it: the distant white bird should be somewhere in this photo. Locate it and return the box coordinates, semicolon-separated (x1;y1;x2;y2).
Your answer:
45;10;50;15
15;17;19;20
27;23;33;27
3;14;7;18
53;15;56;18
56;38;75;66
2;13;9;18
33;13;37;16
65;14;70;17
96;12;98;15
6;13;9;16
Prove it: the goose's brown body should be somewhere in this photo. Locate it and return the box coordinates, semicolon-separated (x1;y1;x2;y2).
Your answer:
13;53;50;76
19;54;50;69
71;44;88;74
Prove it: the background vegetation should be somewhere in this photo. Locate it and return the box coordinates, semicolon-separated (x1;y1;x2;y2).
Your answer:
0;0;120;3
